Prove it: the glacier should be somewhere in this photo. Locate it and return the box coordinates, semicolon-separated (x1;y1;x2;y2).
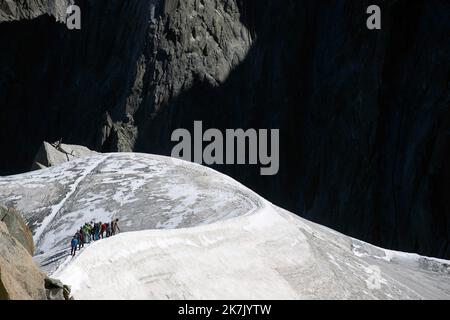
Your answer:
0;153;449;299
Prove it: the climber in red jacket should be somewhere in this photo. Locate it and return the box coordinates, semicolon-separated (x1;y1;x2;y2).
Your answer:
100;223;107;239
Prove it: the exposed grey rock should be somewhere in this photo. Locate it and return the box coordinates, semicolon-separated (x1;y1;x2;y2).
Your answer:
63;284;71;300
0;221;47;300
44;277;66;300
0;0;72;22
32;141;98;170
44;277;63;289
0;204;34;255
45;288;65;300
109;122;138;153
141;0;252;113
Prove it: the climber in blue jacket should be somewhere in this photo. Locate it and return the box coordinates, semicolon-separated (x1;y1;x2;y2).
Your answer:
71;235;78;256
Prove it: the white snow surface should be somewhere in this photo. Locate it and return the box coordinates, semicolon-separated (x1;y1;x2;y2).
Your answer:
1;153;449;299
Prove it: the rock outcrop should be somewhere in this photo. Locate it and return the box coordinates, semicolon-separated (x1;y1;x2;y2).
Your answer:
44;277;70;300
0;0;448;258
32;141;97;170
0;0;72;22
0;204;70;300
0;221;46;300
0;204;34;255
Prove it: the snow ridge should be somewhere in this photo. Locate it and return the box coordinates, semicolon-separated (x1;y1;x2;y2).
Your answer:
1;153;449;299
33;155;109;247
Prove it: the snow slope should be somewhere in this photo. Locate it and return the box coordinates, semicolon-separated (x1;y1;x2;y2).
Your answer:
1;153;449;299
0;153;259;273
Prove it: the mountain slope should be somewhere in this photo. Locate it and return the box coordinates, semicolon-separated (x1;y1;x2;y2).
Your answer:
0;153;260;273
0;0;448;259
0;153;449;299
53;202;450;300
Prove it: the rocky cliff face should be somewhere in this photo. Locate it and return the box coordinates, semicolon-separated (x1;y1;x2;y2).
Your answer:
0;204;34;255
0;0;72;22
0;213;46;299
0;205;70;300
0;0;448;258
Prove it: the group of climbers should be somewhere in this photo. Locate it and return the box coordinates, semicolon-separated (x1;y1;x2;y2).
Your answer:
70;219;121;256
